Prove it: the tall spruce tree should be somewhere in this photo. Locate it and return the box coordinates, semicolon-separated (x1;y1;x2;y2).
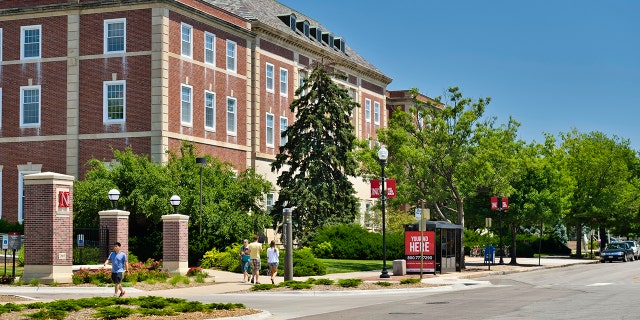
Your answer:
271;63;360;241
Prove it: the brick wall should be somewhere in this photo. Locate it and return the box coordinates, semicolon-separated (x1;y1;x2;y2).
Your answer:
162;217;188;262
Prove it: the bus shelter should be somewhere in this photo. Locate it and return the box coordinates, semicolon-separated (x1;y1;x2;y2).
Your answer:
404;221;463;274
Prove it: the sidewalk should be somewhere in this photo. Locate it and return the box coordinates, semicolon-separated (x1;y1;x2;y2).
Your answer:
1;256;597;297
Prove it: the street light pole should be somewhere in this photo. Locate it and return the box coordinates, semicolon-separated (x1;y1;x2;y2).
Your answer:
196;157;207;234
498;206;504;265
378;146;390;279
282;207;294;281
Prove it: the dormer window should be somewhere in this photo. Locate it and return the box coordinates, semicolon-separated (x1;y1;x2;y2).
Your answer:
289;14;296;32
278;13;297;32
297;20;310;38
322;32;334;48
310;27;322;42
334;37;345;53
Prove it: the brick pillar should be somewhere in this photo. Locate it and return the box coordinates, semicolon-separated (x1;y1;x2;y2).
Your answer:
98;210;130;261
22;172;74;284
162;214;189;275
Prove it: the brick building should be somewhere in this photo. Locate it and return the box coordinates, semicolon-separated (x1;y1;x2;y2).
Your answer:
0;0;391;224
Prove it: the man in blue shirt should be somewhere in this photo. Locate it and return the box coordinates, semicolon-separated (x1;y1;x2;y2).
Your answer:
104;242;131;297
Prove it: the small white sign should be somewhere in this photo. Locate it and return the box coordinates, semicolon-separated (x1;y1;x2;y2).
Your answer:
1;235;7;250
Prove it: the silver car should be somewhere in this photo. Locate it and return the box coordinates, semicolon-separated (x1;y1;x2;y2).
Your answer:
622;241;640;260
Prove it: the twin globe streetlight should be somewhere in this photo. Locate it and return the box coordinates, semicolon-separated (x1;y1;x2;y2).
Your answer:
377;146;390;279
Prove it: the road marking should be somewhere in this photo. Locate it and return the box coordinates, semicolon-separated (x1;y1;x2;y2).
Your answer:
586;283;612;286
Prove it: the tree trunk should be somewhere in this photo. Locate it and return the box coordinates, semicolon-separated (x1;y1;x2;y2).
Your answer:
458;199;465;269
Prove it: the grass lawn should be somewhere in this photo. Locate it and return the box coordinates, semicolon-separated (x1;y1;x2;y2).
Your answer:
319;259;384;274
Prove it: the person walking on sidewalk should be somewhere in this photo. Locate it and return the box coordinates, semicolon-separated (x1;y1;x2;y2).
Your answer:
239;239;251;282
104;242;131;297
266;240;279;284
248;235;263;284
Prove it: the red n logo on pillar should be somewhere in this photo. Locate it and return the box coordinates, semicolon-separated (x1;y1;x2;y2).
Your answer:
58;191;71;208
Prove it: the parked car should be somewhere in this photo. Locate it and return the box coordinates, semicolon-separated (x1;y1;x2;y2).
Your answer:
622;240;640;260
600;242;634;263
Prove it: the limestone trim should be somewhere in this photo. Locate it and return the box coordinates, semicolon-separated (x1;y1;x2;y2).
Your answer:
24;172;74;186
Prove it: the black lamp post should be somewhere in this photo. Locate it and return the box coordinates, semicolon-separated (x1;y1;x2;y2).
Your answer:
108;189;120;209
498;204;504;265
196;157;207;233
378;146;390;279
170;195;181;214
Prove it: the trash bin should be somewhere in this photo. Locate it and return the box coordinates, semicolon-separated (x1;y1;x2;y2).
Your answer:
484;245;495;265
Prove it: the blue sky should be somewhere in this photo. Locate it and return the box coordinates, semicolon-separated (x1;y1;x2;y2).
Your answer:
278;0;640;150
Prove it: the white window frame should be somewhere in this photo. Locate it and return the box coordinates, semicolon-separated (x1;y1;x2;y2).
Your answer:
103;80;126;123
226;96;237;135
374;101;380;125
0;88;2;129
204;31;215;66
18;167;41;223
280;68;288;96
266;63;274;93
266;112;274;147
20;85;41;127
298;70;308;96
280;116;288;146
266;192;275;210
104;18;126;54
204;90;216;131
180;84;193;126
181;23;192;58
226;40;237;72
21;25;41;60
365;99;371;122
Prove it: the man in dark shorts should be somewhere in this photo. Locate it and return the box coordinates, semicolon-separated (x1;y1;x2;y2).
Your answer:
104;242;131;297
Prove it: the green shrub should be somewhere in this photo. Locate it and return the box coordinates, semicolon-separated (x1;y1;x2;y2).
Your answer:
46;300;82;312
186;267;207;277
170;301;204;313
312;278;334;285
336;278;362;287
250;283;277;291
292;247;326;276
135;296;170;309
94;306;135;319
374;281;391;286
0;303;24;315
313;241;334;258
200;245;243;272
29;278;40;286
204;303;245;310
399;278;421;284
25;309;67;320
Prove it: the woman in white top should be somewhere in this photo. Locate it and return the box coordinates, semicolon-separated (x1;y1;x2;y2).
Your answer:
266;240;279;284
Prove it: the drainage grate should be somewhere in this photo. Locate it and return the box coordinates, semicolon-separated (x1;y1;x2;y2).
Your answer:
425;301;449;305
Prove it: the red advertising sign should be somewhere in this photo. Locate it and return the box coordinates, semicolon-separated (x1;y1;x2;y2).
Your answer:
370;179;381;198
404;230;436;273
502;197;509;210
491;196;498;210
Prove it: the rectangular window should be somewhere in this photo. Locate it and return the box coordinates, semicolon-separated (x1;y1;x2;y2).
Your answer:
226;96;237;135
374;101;380;124
181;23;192;58
226;40;237;72
266;113;274;147
181;84;193;126
266;192;274;211
0;88;2;129
21;25;41;59
266;63;274;92
280;116;288;146
280;68;288;96
365;99;371;122
104;19;126;53
103;81;126;122
298;70;308;96
0;28;3;61
20;85;40;126
204;32;215;65
205;90;216;130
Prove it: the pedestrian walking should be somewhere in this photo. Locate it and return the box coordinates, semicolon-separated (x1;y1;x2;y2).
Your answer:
267;240;279;284
103;242;131;297
248;234;263;284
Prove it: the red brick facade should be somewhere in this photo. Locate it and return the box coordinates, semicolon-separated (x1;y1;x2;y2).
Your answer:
162;215;189;262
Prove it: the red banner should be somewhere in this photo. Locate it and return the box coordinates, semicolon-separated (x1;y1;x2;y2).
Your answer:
491;196;498;210
370;179;380;198
502;197;509;210
386;179;396;198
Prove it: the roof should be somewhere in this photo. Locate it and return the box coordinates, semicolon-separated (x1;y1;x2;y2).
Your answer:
203;0;389;82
